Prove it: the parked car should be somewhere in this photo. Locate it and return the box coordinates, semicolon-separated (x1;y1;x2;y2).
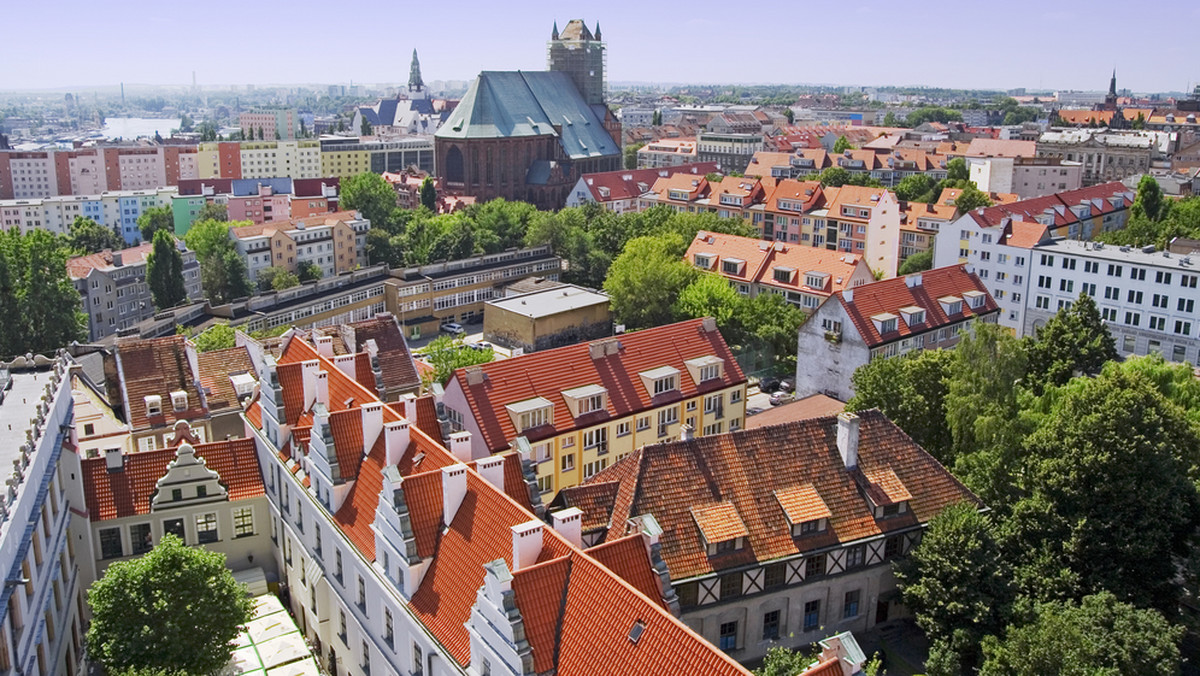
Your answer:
760;377;781;393
769;391;795;406
746;406;765;417
440;322;465;336
778;379;794;393
468;341;494;352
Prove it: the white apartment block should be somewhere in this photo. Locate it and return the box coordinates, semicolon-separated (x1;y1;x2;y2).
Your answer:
0;188;178;240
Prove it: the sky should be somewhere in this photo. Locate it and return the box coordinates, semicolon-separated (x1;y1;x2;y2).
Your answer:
2;0;1198;94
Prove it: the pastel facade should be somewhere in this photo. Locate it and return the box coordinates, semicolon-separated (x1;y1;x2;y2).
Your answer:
230;211;370;283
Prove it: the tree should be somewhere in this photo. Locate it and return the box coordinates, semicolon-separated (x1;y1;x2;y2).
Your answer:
299;119;308;138
422;335;495;386
604;234;698;330
146;230;187;310
946;157;969;182
258;266;299;291
1024;293;1117;394
196;202;228;222
946;322;1027;460
896;502;1012;675
897;250;933;275
979;593;1182;676
674;274;745;343
137;206;175;242
360;116;372;136
832;134;852;153
894;174;939;203
816;166;851;187
1132;174;1165;221
341;172;397;227
735;291;808;372
848;349;954;462
257;125;264;140
298;261;323;282
419;176;438;211
882;111;898;127
652;109;662;126
953;183;992;213
0;228;86;357
1004;368;1200;612
755;645;818;676
85;534;252;675
178;113;194;133
184;219;251;304
189;323;236;352
623;143;644;170
782;108;793;124
66;215;123;253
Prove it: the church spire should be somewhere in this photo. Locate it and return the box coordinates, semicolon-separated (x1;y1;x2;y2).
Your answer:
1109;69;1117;97
595;21;602;40
409;49;424;93
552;21;559;40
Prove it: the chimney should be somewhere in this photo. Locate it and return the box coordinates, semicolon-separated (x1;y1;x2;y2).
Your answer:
843;289;854;304
361;401;384;452
315;371;329;408
551;507;583;549
837;412;860;470
441;464;468;526
476;455;506;490
701;317;718;333
511;520;544;571
300;359;320;410
465;367;485;386
905;273;922;288
333;353;357;378
588;342;606;360
112;251;123;267
448;430;472;462
384;419;411;466
398;392;418;420
315;335;334;359
680;423;694;441
104;447;124;472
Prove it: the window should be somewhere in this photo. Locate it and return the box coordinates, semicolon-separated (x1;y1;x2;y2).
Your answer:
1085;261;1100;274
799;519;824;536
99;528;123;559
1035;296;1050;310
518;406;551;431
335;550;344;583
361;640;370;670
1153;293;1170;308
583;459;608;479
384;608;394;647
1130;267;1146;281
561;453;575;472
1182;274;1198;289
653;375;677;395
805;553;825;578
657;408;678;437
1176;321;1192;336
719;621;738;651
1061;258;1076;270
579;394;604;415
1156;270;1172;284
762;610;781;641
884;535;902;559
196;513;218;544
537;474;553;494
704;394;723;414
1059;279;1074;293
163;518;185;541
130;523;152;555
720;572;742;599
1037;275;1051;289
1107;264;1123;277
413;643;424;675
1150;316;1166;331
843;590;861;619
845;545;865;568
803;600;821;632
616;421;630;437
357;576;366;609
584;427;607;453
636;416;650;431
234;507;254;537
1179;298;1195;313
1127;290;1143;304
763;563;786;590
700;363;721;381
1125;311;1141;326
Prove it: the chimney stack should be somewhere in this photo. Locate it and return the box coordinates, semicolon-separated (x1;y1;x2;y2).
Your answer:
905;273;922;288
315;371;329;408
104;447;124;472
333;353;357;378
315;335;334;359
300;359;320;410
837;412;860;470
361;401;384;452
441;464;468;526
384;419;411;466
511;520;544;571
448;430;472;462
680;423;694;441
843;289;854;304
476;455;506;490
551;507;583;549
465;367;485;386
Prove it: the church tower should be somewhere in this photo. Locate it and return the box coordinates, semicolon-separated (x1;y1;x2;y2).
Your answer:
547;19;606;106
409;49;425;95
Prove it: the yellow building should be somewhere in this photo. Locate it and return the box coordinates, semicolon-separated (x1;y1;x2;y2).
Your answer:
320;148;372;179
441;317;748;495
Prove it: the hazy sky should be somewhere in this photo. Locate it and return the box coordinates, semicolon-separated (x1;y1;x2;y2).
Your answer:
3;0;1198;93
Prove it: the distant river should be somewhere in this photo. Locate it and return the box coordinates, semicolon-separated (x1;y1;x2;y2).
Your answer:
101;117;176;140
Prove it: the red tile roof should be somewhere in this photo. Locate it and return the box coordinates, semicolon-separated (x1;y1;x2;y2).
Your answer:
586;535;668;610
685;230;871;297
966;182;1132;230
746;394;846;429
115;335;208;430
67;241;155;279
803;658;843;676
196;346;255;412
555;410;979;580
838;264;998;348
775;484;833;525
691;502;751;543
449;318;745;453
580;163;719;203
347;316;420;396
82;438;264;521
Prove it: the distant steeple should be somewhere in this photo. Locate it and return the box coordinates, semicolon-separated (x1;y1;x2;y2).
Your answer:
552;21;559;40
595;21;602;40
1109;69;1117;97
409;49;424;93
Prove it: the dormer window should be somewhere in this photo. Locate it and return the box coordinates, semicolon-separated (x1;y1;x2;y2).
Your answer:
938;295;963;316
561;384;608;418
963;290;986;309
669;189;689;201
654;375;677;395
506;397;554;433
772;267;795;284
899;306;926;326
721;258;745;275
693;253;714;269
691;502;749;556
145;395;162;417
685;356;724;384
719;193;742;207
871;312;899;335
171;390;188;412
859;468;913;520
641;366;681;397
804;271;829;289
775;484;832;538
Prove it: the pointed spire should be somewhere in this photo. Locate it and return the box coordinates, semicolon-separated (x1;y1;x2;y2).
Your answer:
595;21;602;40
552;21;559;40
409;49;424;92
1109;69;1117;97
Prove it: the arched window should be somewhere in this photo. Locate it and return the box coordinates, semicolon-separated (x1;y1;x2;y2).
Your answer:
445;146;464;184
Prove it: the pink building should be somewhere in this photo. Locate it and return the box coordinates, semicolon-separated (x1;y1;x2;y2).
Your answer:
227;184;291;224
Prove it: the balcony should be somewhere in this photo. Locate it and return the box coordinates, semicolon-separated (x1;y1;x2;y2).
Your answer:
825;330;843;344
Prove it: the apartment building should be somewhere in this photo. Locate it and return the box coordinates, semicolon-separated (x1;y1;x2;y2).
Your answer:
795;265;998;401
685;230;875;311
0;356;88;676
898;201;959;264
745;148;951;188
229;210;370;283
68;240;203;341
172;177;340;231
552;410;979;664
1;187;177;243
637;138;699;168
697;132;764;173
0;146;198;200
442;318;748;496
242;331;753;676
565;163;718;213
196;141;323;181
968;156;1083;199
933;182;1135;269
761;179;825;243
319;136;436;179
239;110;298;141
823;186;903;278
1036;129;1155;185
638;172;714;213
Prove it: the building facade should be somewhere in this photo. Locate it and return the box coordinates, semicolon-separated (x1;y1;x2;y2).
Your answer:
0;146;198;200
483;285;613;354
697;133;764;173
229;211;370;283
239;110;298;141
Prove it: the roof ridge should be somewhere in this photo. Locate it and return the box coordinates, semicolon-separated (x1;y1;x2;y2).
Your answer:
551;555;572;669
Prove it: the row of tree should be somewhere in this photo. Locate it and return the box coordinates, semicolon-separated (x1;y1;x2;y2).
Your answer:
848;295;1200;674
1096;174;1200;249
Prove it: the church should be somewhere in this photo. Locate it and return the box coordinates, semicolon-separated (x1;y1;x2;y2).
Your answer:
434;20;623;209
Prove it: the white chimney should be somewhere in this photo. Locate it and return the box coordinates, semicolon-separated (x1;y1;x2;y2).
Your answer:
104;447;124;472
384;419;411;466
441;464;468;526
843;289;854;304
680;423;694;441
905;273;922;288
333;353;357;378
315;335;334;359
301;359;320;411
551;507;583;549
314;371;330;409
511;520;544;571
361;401;384;453
449;430;473;462
837;412;860;470
399;392;418;420
476;455;506;490
363;338;379;360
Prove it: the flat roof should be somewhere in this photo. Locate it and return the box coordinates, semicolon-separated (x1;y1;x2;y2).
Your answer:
0;369;51;472
486;285;610;319
1036;237;1197;268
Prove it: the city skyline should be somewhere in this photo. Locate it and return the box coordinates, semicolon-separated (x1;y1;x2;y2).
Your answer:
2;0;1198;94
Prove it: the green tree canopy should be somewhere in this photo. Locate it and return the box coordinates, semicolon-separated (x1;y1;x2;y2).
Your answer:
848;349;954;462
604;234;699;330
196;202;228;222
66;215;123;253
184;219;251;304
86;534;251;675
945;157;969;182
979;592;1182;676
1024;293;1117;394
894;174;939;203
1132;173;1166;221
146;230;187;310
896;502;1012;675
189;323;237;352
832;134;852;153
340;172;398;228
258;266;299;292
952;183;993;213
624;143;644;170
673;274;745;344
422;335;495;386
733;291;808;373
137;206;175;243
0;228;86;357
419;176;438;211
897;250;933;275
816;166;851;187
298;261;323;283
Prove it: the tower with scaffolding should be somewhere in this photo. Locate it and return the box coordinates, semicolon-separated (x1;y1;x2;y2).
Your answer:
547;19;606;107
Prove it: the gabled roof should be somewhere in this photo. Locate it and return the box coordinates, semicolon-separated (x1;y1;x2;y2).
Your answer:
965;182;1133;229
580;163;719;203
345;316;421;396
999;219;1051;249
449;318;745;453
67;242;155;279
684;230;869;297
115;335;208;430
229;210;363;240
645;172;710;201
838;264;998;348
765;179;825;212
82;437;263;521
196;345;255;413
554;410;979;580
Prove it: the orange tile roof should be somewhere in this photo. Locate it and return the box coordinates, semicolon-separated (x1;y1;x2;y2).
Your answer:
230;209;361;239
82;438;264;521
803;658;843;676
860;467;913;505
691;502;750;543
839;264;998;348
1057;109;1116;126
115;335;208;430
764;179;824;212
646;173;710;202
746;394;846;429
555;410;978;580
965;182;1133;229
196;346;255;412
67;241;155;279
449;318;745;453
586;535;668;610
685;230;869;297
347;316;421;395
999;220;1050;249
774;484;833;525
580;163;719;202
